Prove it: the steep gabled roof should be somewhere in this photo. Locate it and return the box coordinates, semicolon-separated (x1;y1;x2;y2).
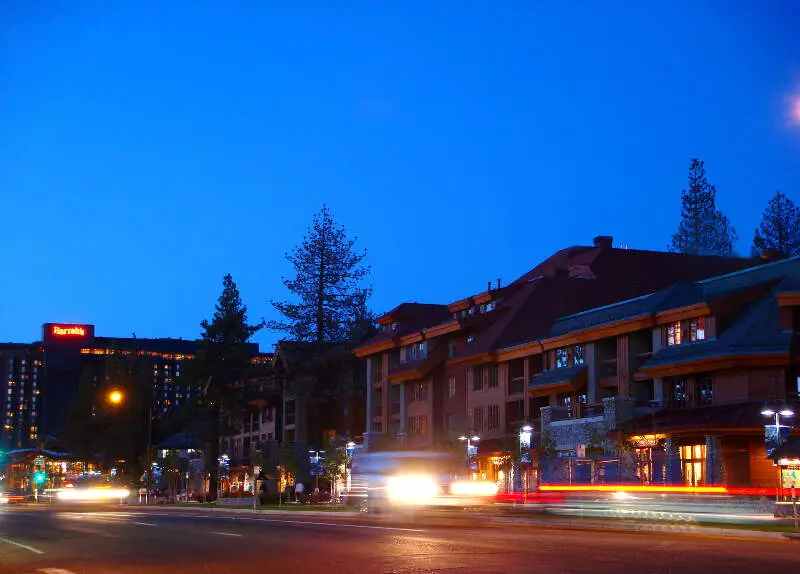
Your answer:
356;238;763;361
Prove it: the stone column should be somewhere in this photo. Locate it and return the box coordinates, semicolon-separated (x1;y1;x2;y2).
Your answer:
705;434;724;485
365;357;373;450
664;437;682;485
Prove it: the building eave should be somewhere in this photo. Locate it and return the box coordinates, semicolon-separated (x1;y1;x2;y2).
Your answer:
640;352;789;379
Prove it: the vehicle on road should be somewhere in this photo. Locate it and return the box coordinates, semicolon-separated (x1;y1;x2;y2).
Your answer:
349;450;498;517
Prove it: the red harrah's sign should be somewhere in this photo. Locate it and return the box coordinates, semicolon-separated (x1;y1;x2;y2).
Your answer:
52;325;86;336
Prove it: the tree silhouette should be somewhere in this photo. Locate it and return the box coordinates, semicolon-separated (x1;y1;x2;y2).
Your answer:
752;191;800;257
670;158;738;256
269;205;373;342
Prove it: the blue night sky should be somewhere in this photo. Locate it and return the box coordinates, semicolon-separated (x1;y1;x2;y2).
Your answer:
1;1;799;349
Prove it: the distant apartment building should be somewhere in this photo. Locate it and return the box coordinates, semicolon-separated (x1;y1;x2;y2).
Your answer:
355;236;771;487
217;340;367;491
0;323;272;451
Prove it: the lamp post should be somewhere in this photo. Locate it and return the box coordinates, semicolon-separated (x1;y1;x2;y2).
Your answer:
762;406;794;502
519;425;533;500
458;435;480;477
107;390;152;505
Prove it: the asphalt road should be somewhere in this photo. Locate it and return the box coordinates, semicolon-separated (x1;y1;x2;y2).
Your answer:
0;505;798;573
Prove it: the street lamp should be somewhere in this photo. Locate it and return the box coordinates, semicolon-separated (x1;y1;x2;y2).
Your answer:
108;390;123;405
458;435;480;475
761;406;795;429
107;390;153;505
762;406;794;502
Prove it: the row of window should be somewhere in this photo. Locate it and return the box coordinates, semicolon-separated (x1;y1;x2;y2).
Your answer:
471;365;499;392
670;376;713;408
666;318;706;347
470;404;501;432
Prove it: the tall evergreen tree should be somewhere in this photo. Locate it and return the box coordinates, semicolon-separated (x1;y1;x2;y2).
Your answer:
752;191;800;257
193;274;264;500
269;205;373;342
670;158;738;256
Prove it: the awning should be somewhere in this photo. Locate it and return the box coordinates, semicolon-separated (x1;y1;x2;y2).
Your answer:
527;364;587;397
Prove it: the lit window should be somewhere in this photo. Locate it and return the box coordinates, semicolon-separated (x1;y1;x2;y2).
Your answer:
690;317;706;342
696;375;713;406
466;335;474;344
573;345;585;365
680;444;706;486
666;321;682;347
447;376;456;398
555;347;569;368
670;379;688;408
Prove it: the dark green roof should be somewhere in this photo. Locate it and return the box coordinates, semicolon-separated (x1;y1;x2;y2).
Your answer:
528;364;587;390
641;292;791;369
544;256;800;342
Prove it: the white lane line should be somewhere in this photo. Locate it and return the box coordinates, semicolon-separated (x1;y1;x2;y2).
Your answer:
0;536;44;554
38;569;77;574
131;521;157;526
140;512;425;532
211;531;243;537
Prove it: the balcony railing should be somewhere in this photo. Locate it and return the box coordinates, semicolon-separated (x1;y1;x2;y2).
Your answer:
549;402;605;422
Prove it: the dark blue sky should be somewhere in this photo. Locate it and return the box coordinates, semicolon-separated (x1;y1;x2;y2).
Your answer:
2;1;799;349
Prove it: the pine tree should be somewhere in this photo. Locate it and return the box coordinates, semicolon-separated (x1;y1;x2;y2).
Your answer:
269;205;373;343
670;158;738;256
752;191;800;257
194;273;264;500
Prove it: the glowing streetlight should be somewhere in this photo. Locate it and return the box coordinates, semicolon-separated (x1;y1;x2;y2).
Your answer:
108;390;124;405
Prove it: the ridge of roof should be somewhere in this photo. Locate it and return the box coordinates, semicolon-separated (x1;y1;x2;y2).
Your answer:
698;254;800;285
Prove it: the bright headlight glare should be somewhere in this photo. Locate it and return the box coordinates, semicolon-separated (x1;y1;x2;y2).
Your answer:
450;481;499;497
387;475;439;505
56;488;130;501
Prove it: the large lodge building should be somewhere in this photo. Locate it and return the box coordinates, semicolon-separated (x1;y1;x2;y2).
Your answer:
355;236;800;490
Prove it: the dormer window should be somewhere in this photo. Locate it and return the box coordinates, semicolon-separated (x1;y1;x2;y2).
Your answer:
689;318;705;342
666;321;682;347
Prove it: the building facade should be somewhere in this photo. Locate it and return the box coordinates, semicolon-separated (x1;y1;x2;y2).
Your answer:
355;236;776;489
0;323;272;451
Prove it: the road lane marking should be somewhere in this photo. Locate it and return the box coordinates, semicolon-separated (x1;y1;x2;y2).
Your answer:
38;569;76;574
132;521;156;526
0;537;44;554
139;512;425;532
212;531;243;537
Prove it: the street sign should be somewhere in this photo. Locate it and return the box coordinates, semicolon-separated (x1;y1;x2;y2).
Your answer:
576;444;586;459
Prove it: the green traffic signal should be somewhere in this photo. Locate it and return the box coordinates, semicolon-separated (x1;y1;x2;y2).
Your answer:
33;472;45;484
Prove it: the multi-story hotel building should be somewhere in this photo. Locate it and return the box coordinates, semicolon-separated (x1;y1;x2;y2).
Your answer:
354;236;784;488
0;323;272;451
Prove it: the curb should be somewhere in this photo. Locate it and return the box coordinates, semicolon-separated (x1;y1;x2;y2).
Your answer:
150;505;361;518
485;515;793;541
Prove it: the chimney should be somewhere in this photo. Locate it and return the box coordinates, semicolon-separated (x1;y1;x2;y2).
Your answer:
593;235;613;250
497;278;502;289
488;281;492;292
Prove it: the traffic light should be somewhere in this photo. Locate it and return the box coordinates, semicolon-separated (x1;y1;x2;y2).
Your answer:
33;472;45;484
